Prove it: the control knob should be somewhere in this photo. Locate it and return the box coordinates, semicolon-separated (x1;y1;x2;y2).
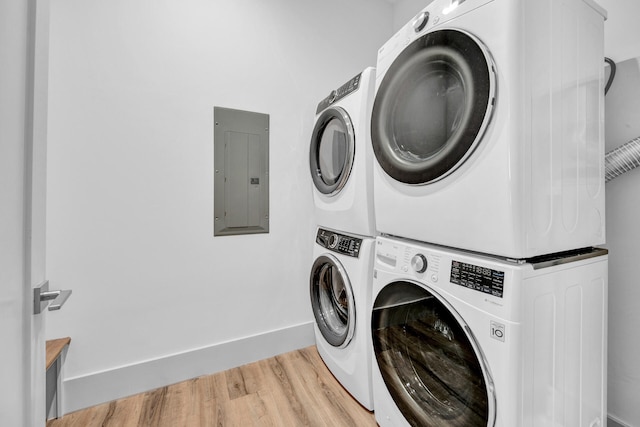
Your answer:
328;90;338;104
411;254;428;273
328;234;339;249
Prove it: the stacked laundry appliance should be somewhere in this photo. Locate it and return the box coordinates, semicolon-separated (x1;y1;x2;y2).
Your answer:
367;0;609;426
308;67;377;410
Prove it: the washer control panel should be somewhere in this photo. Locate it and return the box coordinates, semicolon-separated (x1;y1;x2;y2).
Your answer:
316;228;362;258
450;260;505;298
315;72;362;114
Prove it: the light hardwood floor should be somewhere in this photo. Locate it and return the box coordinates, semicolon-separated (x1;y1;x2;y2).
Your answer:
47;346;377;426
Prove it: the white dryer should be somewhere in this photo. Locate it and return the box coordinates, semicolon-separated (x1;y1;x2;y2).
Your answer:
371;0;607;258
371;236;608;427
310;228;374;410
310;67;376;237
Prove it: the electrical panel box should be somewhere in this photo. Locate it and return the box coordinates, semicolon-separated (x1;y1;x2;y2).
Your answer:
214;107;269;236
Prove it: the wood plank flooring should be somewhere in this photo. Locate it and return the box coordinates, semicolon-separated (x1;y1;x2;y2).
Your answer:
47;346;377;427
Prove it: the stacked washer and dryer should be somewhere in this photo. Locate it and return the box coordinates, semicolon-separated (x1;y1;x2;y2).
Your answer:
308;68;377;410
308;0;610;425
369;0;609;427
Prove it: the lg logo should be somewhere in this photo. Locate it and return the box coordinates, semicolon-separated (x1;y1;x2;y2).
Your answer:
490;321;505;342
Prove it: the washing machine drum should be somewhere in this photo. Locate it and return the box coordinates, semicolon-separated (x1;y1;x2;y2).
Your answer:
372;29;494;185
372;281;496;426
310;107;355;196
310;254;356;348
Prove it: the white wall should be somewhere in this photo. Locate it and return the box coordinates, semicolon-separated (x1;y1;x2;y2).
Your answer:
598;0;640;63
46;0;393;412
598;2;640;427
605;60;640;427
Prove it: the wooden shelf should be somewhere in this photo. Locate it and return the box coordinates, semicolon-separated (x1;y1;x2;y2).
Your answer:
46;337;71;370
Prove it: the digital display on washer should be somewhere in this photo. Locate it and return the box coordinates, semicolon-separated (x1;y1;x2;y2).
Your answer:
450;260;504;298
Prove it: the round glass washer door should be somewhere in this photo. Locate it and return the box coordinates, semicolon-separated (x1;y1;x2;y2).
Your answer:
372;281;496;426
310;107;355;196
309;254;356;348
371;29;495;185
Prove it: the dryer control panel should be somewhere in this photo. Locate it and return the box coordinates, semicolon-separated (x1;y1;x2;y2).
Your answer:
315;72;362;114
316;228;362;258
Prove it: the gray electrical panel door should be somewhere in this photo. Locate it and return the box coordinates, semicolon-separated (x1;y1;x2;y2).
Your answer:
214;107;269;236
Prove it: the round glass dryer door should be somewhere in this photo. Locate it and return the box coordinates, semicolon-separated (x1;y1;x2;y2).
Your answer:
310;254;356;348
310;107;355;196
372;281;495;426
371;29;495;185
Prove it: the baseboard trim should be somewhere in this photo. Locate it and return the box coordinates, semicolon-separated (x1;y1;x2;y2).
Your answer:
608;415;632;427
61;321;315;414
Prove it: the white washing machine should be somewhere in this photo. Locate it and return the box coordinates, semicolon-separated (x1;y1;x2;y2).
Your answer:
310;67;376;237
309;228;374;410
371;235;607;427
371;0;607;258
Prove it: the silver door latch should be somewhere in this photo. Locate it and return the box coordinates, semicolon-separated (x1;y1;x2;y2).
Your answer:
34;280;72;314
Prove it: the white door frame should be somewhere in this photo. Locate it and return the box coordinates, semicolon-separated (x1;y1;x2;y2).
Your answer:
0;0;50;425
